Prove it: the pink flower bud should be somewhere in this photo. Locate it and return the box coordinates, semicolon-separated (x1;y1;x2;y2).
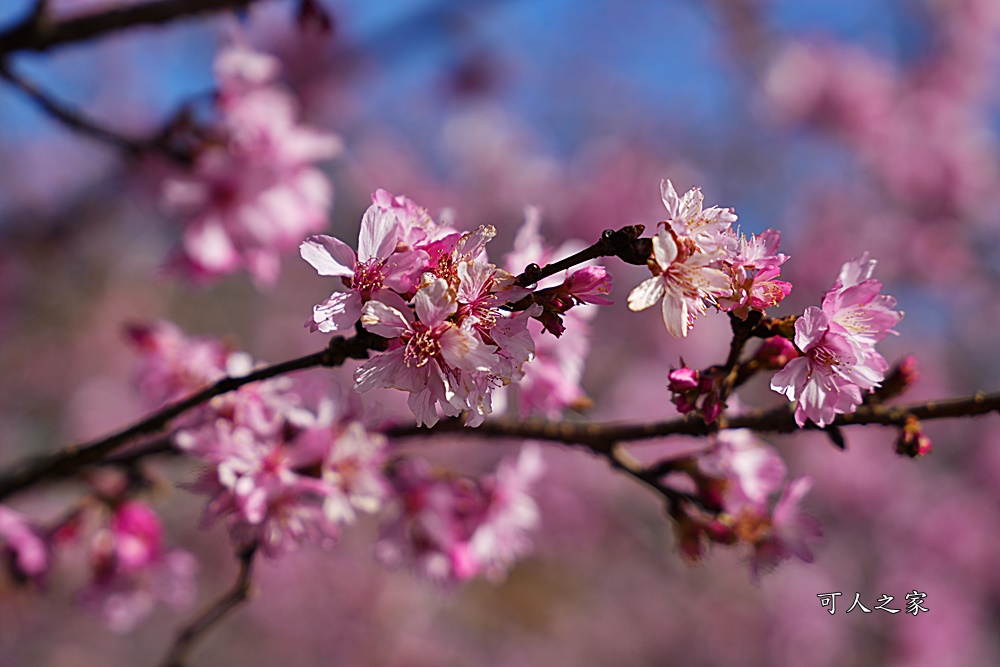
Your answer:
701;392;724;424
0;506;50;584
704;519;737;545
754;336;799;369
564;266;613;305
896;418;932;458
109;501;164;573
667;367;700;393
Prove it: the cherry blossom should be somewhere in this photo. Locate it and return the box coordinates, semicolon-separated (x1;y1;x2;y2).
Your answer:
77;501;198;633
746;476;823;582
771;255;901;427
628;224;732;338
0;505;50;584
698;430;788;515
162;43;342;286
178;403;388;557
375;447;543;583
716;229;793;319
355;279;499;427
770;307;886;428
300;201;427;333
125;321;228;409
821;252;903;347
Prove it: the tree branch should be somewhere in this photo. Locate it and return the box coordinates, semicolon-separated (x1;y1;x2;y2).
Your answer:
514;225;651;287
160;543;258;667
0;0;262;56
388;391;1000;448
0;62;192;164
0;331;387;503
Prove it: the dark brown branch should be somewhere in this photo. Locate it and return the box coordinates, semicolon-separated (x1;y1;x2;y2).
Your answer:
160;543;258;667
0;331;386;503
514;225;650;288
0;62;192;164
388;391;1000;447
0;0;261;56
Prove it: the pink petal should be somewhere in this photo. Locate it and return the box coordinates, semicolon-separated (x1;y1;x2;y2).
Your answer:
300;235;356;277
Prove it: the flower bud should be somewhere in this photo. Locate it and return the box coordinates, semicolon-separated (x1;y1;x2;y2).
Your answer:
754;336;799;369
895;417;932;458
667;366;700;393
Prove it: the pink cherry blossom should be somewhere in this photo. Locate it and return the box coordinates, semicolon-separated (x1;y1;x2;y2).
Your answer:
563;266;614;305
77;501;197;633
300;202;428;333
375;447;543;584
717;229;793;319
747;476;823;582
771;255;901;427
467;445;544;580
0;505;49;584
659;179;738;254
125;321;228;409
179;401;388;557
628;225;732;338
698;430;788;514
162;43;341;286
821;252;903;347
355;279;499;427
770;307;887;427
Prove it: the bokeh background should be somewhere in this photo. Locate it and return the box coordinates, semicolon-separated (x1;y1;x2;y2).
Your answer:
2;0;1000;665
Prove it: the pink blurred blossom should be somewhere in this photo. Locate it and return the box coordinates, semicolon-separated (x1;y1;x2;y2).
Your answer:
77;501;197;633
0;505;50;584
376;446;543;583
162;43;342;286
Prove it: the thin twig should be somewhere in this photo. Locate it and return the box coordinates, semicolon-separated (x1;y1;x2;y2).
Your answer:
0;331;387;503
0;62;192;164
514;225;650;287
0;0;261;56
160;543;258;667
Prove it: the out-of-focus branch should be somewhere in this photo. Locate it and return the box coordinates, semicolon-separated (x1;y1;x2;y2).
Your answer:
0;0;263;56
0;331;388;503
0;62;192;164
160;543;258;667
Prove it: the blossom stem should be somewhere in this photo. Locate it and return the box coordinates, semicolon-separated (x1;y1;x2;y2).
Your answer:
514;225;649;288
160;543;258;667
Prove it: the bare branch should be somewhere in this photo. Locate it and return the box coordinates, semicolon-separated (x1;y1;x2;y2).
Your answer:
0;62;192;164
0;0;262;56
160;543;258;667
514;225;651;288
388;391;1000;448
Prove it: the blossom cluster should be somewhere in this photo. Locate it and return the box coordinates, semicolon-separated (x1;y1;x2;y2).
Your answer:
0;494;198;634
161;42;342;286
125;322;548;580
376;446;543;584
302;190;612;426
771;254;903;427
627;180;791;337
75;500;198;634
671;429;821;581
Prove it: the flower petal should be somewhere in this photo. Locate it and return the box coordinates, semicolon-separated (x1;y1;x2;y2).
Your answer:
627;277;666;312
300;235;356;277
